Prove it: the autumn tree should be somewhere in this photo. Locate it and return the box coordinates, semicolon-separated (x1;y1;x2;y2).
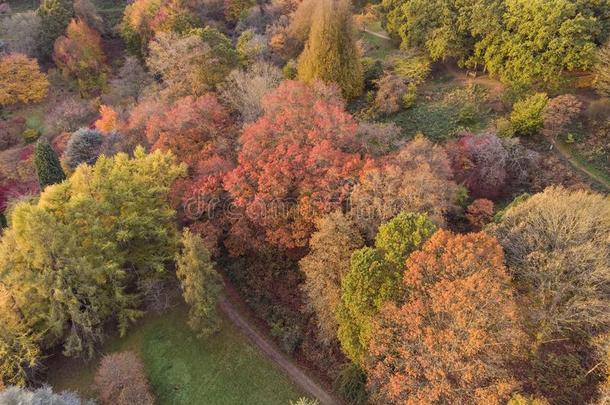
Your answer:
0;148;185;362
120;0;198;56
176;229;223;337
0;54;49;108
491;186;610;403
95;105;120;133
219;62;283;123
122;94;235;253
53;19;107;96
36;0;74;59
367;230;525;405
34;137;65;189
297;0;363;99
63;128;104;169
595;41;610;96
147;28;238;98
299;211;364;345
224;80;363;250
337;212;436;366
94;351;154;405
491;186;610;342
349;135;457;240
145;95;234;165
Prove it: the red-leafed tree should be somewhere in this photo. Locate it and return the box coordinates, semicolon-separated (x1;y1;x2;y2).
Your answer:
224;80;364;250
137;94;237;254
367;230;526;405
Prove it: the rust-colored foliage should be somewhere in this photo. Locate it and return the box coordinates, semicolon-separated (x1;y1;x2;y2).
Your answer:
224;80;364;250
367;230;525;405
53;19;107;95
466;198;494;229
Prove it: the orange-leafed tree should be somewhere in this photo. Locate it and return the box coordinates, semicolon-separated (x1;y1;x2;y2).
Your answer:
367;230;525;405
95;105;119;133
224;80;364;250
0;53;49;108
53;19;107;96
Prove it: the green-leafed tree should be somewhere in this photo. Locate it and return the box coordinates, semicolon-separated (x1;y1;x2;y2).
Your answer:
297;0;363;99
34;137;66;190
337;212;436;366
299;211;364;345
0;148;185;379
176;229;223;338
36;0;74;60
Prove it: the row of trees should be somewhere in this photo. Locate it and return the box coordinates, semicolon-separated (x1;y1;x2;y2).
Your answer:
382;0;610;87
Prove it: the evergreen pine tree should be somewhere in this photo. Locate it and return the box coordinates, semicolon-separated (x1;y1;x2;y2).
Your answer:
34;138;65;189
297;0;363;99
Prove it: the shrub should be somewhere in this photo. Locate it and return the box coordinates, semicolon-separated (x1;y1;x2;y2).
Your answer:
373;73;409;115
0;54;49;107
466;198;494;229
0;117;25;151
22;128;40;143
510;93;548;136
94;351;154;405
0;386;93;405
64;128;103;169
542;94;582;138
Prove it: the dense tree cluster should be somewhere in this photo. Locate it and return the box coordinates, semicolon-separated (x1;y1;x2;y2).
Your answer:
0;149;185;384
382;0;610;86
0;0;608;402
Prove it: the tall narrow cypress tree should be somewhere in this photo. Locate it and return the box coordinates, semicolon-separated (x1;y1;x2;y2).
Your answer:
297;0;363;99
34;137;66;190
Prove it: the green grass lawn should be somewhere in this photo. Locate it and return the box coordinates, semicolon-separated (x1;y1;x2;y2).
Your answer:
47;308;304;405
384;83;494;141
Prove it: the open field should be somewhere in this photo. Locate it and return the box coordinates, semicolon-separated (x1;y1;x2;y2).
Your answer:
47;308;304;405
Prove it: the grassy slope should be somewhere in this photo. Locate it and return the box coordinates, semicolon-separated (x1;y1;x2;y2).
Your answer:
47;309;303;405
